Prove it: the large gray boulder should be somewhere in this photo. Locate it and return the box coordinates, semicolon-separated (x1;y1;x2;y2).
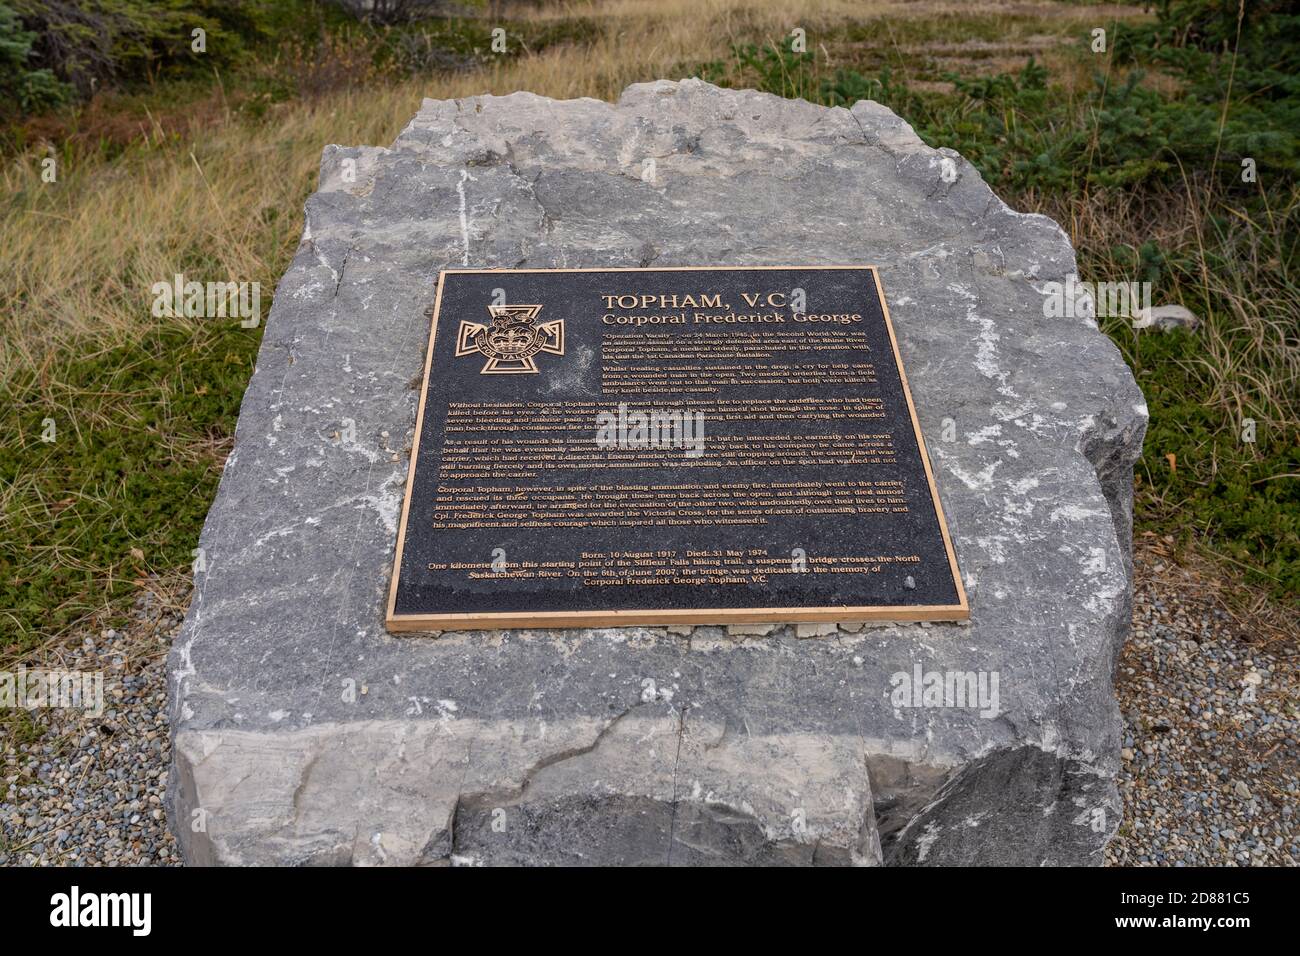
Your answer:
168;79;1146;866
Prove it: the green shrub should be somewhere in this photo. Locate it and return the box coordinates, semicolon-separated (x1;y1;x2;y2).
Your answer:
6;0;308;107
0;2;70;113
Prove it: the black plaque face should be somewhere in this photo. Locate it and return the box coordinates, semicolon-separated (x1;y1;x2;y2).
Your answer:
387;266;967;630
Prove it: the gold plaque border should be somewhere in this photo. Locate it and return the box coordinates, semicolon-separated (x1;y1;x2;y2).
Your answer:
385;266;969;631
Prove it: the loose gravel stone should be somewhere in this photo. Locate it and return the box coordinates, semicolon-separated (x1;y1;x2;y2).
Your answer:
1;579;182;866
1105;543;1298;867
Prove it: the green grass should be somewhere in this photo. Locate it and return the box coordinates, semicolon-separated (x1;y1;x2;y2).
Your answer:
1;323;260;651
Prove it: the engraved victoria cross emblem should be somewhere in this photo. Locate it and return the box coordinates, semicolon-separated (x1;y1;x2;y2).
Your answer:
455;304;565;374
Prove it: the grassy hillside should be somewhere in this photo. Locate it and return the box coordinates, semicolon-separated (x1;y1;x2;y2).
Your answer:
1;0;1295;662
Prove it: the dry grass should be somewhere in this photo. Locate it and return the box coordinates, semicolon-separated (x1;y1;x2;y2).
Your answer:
508;0;1150;23
1;83;427;374
1036;179;1300;441
1134;533;1297;649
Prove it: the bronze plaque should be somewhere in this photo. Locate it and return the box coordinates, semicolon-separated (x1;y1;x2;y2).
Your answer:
387;266;967;630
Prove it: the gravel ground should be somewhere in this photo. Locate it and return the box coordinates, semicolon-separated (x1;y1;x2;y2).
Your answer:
2;545;1295;866
1106;539;1297;866
0;581;181;866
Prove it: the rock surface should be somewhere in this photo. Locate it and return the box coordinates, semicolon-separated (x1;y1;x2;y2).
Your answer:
168;79;1146;866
